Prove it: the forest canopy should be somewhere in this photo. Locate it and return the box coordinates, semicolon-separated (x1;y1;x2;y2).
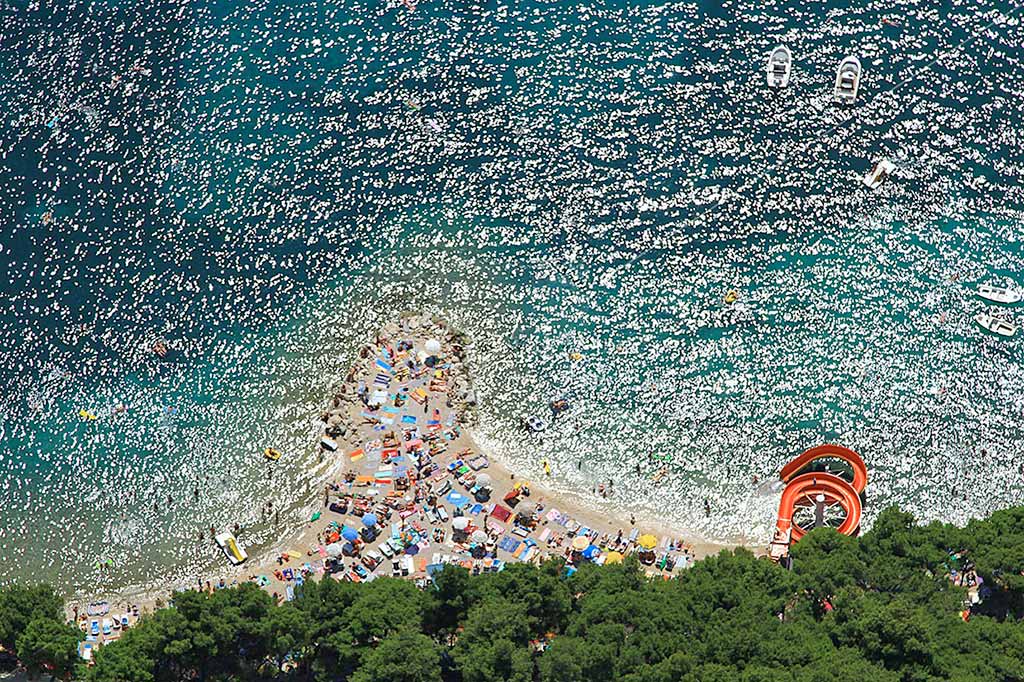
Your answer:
3;505;1024;682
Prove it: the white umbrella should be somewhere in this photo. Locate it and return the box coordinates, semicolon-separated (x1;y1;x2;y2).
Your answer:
452;517;470;530
325;543;344;558
425;339;442;355
470;530;488;544
476;473;492;487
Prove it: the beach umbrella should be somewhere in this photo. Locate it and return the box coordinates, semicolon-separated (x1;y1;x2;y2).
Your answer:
341;527;359;542
582;545;599;560
361;513;378;528
470;530;488;544
405;544;420;556
342;542;355;555
476;473;492;487
452;517;470;530
425;339;441;355
605;551;625;565
325;543;344;558
638;534;657;550
571;536;590;551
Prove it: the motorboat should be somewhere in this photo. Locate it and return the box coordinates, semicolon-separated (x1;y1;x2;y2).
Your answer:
977;284;1022;304
974;312;1016;337
833;56;861;103
863;159;895;189
525;415;547;432
215;532;248;565
766;45;792;88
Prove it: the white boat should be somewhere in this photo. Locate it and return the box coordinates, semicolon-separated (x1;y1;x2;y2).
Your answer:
863;159;895;189
977;284;1022;304
974;312;1016;337
833;56;861;103
215;532;248;565
766;45;792;88
526;415;547;432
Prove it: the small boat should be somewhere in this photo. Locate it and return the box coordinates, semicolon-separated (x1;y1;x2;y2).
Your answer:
974;312;1016;337
320;436;339;451
526;415;547;432
833;56;861;103
977;284;1022;304
766;45;792;88
264;447;282;461
863;159;895;189
215;532;248;565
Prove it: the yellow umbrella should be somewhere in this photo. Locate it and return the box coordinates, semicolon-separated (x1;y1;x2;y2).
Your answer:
604;551;624;565
571;536;590;551
637;534;657;550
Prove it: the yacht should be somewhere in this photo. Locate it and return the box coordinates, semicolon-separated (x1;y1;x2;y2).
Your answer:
863;159;894;189
974;312;1016;337
833;56;861;103
977;284;1022;304
766;45;792;88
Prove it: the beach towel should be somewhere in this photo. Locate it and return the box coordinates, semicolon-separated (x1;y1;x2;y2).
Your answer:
498;537;521;554
401;415;417;425
446;492;469;508
285;584;295;601
491;505;512;522
373;373;390;387
486;519;505;534
538;528;551;543
545;509;561;523
375;359;393;373
349;449;365;462
628;528;639;542
469;503;483;515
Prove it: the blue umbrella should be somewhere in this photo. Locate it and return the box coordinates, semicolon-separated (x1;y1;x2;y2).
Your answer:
582;545;599;560
361;513;378;528
341;527;359;542
342;542;354;554
405;544;420;556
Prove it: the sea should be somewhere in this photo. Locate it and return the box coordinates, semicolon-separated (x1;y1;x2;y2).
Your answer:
2;0;1024;595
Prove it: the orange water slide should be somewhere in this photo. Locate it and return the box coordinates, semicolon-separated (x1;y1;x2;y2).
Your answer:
779;444;867;494
775;472;863;542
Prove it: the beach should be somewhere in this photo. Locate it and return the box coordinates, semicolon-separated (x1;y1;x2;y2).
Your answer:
66;314;745;626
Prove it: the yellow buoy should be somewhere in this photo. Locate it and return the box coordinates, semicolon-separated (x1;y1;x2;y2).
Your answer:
724;290;738;304
78;409;97;421
264;448;282;462
569;352;583;361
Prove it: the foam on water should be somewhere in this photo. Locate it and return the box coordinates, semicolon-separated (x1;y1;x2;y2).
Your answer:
1;0;1024;592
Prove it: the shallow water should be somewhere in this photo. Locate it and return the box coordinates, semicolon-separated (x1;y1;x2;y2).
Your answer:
1;0;1024;593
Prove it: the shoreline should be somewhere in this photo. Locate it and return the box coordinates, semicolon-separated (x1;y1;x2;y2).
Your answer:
65;314;756;619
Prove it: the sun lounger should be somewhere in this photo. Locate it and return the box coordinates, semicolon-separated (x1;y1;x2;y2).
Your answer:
628;528;639;542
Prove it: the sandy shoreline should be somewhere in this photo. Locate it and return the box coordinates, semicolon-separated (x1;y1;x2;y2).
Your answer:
65;314;757;619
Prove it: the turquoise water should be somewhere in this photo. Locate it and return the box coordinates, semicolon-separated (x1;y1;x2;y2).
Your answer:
2;0;1024;593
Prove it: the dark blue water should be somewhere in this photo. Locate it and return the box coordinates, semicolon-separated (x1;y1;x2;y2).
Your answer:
2;0;1024;593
